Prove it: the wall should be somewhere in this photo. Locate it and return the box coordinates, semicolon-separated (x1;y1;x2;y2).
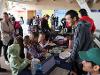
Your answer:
27;10;36;19
89;1;100;30
89;13;100;30
89;1;100;10
76;0;100;30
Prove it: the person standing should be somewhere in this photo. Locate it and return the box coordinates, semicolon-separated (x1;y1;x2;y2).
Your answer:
12;17;23;37
65;10;93;75
41;14;50;31
79;9;96;33
0;12;15;65
0;31;7;72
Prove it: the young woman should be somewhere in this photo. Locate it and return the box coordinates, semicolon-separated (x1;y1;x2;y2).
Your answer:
7;36;32;75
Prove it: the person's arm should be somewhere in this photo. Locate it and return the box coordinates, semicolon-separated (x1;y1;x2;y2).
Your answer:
7;45;31;72
7;46;12;61
1;22;10;34
18;59;30;71
24;48;28;59
10;57;30;73
91;22;96;33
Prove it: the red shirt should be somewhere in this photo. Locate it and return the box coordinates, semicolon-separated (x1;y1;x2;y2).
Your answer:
13;21;21;29
80;16;96;32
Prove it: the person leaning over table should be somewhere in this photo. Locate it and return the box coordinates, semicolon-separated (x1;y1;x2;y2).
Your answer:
65;10;93;75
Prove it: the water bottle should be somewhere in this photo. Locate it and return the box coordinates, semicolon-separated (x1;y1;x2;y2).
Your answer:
36;63;42;70
31;58;40;75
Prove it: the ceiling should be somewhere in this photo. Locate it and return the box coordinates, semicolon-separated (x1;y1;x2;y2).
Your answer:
8;0;100;9
8;0;80;10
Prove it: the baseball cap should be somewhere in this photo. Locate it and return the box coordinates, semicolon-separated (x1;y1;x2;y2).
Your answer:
79;48;100;65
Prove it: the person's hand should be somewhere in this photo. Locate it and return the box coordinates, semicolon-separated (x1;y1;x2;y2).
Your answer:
70;71;77;75
27;52;32;60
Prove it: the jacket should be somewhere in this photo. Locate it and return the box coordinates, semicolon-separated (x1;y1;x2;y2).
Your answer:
7;44;30;75
69;21;93;61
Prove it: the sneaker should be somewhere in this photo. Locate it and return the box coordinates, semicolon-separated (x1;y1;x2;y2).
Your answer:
5;61;9;65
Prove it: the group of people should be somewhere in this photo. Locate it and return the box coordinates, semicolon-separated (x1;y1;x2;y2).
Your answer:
64;9;99;75
6;31;51;75
0;12;23;72
0;14;51;74
0;8;100;75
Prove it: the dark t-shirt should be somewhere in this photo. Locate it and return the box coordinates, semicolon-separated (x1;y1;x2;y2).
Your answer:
41;18;50;31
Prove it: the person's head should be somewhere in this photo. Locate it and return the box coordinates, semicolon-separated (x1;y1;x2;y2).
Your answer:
79;48;100;74
45;14;50;20
65;10;79;26
38;31;48;43
79;9;88;17
33;16;35;19
14;36;23;46
37;15;39;18
51;14;54;17
20;16;23;19
3;12;9;21
11;17;16;22
23;35;30;47
30;32;39;43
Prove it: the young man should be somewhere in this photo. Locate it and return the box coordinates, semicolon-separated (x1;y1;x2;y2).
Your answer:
79;48;100;75
65;10;93;75
79;9;96;33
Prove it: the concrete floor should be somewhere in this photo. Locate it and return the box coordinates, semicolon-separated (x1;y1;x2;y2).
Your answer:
0;55;69;75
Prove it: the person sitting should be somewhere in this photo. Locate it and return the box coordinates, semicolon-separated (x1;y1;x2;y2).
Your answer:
7;36;32;75
23;35;31;59
79;48;100;75
29;32;47;61
38;32;49;49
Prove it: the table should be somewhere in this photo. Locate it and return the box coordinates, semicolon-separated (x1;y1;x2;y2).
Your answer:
35;55;55;75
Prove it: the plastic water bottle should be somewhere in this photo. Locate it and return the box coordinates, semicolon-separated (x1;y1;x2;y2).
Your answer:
31;58;40;75
36;63;42;70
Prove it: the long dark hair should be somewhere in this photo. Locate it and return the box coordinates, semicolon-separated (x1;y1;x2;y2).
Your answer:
15;36;25;59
